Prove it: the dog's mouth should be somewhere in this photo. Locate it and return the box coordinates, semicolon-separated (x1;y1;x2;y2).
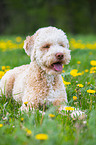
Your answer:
50;61;63;72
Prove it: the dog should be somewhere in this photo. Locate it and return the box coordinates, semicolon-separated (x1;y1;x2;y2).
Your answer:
0;26;71;111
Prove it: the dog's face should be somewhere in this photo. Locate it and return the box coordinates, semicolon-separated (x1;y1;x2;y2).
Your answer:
23;26;71;75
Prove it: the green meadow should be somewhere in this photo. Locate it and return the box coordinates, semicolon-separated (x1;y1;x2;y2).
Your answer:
0;35;96;145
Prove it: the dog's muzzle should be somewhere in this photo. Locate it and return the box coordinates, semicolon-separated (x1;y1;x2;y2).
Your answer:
49;52;64;72
50;61;63;72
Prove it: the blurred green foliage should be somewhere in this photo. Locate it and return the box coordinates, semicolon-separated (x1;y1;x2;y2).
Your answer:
0;0;96;35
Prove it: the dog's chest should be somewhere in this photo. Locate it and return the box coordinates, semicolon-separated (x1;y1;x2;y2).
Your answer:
45;75;61;104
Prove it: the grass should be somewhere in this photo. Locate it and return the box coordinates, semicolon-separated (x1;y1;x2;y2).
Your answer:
0;35;96;145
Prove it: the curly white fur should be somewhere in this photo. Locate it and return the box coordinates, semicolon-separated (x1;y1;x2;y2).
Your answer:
0;26;71;111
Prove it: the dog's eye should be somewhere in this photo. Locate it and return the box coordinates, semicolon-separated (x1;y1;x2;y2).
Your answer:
59;44;65;47
42;44;50;49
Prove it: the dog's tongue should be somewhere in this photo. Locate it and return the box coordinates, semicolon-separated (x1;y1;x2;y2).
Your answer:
53;63;63;72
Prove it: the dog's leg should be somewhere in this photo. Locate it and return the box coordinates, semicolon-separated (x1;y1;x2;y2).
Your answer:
0;73;15;97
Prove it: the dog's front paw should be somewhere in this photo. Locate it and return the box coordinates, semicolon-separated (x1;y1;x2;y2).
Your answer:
70;110;86;120
20;103;33;112
58;106;86;120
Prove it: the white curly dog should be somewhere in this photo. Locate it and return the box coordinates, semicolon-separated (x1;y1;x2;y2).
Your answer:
0;26;85;118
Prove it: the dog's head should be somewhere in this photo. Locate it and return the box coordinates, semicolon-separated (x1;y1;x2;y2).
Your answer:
23;26;71;75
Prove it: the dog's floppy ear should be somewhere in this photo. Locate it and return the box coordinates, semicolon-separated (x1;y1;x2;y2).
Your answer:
23;35;34;56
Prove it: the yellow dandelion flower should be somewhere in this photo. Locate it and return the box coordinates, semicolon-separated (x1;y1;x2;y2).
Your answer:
24;101;28;107
87;82;90;85
90;70;95;74
35;133;48;140
49;114;55;118
61;77;71;85
85;69;89;72
77;72;82;76
2;66;6;71
70;69;78;77
63;81;71;85
65;106;75;111
87;89;95;93
24;101;28;105
62;70;65;73
76;84;84;88
90;67;96;72
0;124;3;127
70;69;84;77
90;60;96;66
16;37;22;42
77;61;81;64
26;130;32;136
73;96;77;101
21;118;24;121
0;71;5;79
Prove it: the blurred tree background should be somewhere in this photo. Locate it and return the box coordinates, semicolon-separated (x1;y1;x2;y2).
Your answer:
0;0;96;35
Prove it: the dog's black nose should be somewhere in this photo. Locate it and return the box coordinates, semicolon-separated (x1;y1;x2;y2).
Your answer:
55;53;64;60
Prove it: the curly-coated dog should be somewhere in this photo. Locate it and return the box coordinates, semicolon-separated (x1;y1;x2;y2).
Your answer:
0;26;71;111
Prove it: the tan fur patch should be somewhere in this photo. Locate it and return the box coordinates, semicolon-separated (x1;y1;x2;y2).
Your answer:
25;62;49;106
53;98;66;106
5;75;15;97
53;99;61;106
53;76;59;90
